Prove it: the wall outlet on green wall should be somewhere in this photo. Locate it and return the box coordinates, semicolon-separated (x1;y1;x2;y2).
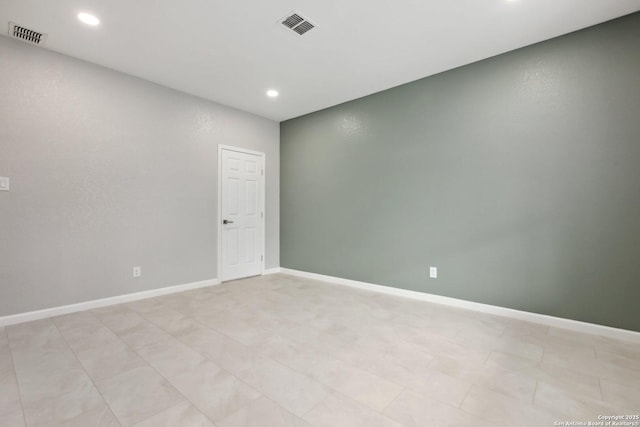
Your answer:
429;267;437;279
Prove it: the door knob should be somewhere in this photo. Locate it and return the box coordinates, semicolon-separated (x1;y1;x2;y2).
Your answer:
223;219;234;224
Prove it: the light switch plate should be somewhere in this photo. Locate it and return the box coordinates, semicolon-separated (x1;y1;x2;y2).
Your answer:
0;177;9;191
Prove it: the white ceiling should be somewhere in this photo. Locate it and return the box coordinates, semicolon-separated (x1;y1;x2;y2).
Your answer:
1;1;639;121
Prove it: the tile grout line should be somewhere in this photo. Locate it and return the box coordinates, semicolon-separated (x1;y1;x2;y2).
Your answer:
129;296;266;426
458;383;473;409
205;313;347;421
297;389;336;422
129;401;207;427
4;326;29;427
597;377;604;401
222;353;322;420
88;305;222;426
110;297;270;425
341;389;412;427
378;385;407;414
532;380;539;405
456;385;508;427
142;286;349;422
51;316;124;427
141;292;263;355
130;342;226;426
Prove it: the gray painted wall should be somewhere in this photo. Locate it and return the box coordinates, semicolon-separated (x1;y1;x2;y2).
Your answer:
0;36;279;316
281;12;640;332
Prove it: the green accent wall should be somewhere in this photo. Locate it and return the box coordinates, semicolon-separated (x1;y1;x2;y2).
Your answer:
280;12;640;332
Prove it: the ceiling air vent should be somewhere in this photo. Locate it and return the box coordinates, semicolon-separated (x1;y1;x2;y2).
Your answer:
9;22;47;45
280;12;315;36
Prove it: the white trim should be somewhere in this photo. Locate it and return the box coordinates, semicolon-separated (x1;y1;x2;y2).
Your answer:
0;278;220;327
218;144;265;158
217;145;266;282
263;267;281;275
279;268;640;343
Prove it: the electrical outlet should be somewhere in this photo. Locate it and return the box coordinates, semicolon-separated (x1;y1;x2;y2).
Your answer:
133;266;141;278
0;177;9;191
429;266;438;279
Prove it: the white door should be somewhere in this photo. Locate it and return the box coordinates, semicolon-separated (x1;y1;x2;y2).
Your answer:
220;147;264;281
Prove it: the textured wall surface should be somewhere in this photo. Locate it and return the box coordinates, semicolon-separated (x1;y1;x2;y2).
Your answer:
281;12;640;331
0;36;279;316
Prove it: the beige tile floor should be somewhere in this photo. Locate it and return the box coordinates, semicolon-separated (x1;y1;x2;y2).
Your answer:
1;273;639;426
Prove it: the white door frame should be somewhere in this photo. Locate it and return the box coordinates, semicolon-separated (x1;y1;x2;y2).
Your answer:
217;144;266;282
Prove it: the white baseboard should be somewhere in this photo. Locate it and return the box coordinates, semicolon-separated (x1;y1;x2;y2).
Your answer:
0;278;220;327
5;268;638;343
279;268;640;343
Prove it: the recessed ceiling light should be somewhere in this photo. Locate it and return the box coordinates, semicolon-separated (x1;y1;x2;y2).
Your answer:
266;89;279;98
78;12;100;26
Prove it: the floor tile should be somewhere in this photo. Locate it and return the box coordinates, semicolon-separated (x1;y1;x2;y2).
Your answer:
0;335;25;426
218;396;311;427
196;312;274;345
179;325;262;375
595;348;640;372
309;357;361;390
384;389;494;427
7;319;68;355
132;401;214;427
22;380;105;427
384;340;436;369
52;311;105;345
115;322;172;350
237;357;330;417
461;384;536;426
542;347;640;384
407;331;489;366
9;323;104;427
97;366;184;426
124;298;165;314
600;378;640;412
251;335;329;375
0;409;26;427
486;350;539;372
0;340;23;412
593;337;640;361
535;363;602;401
303;392;402;427
335;370;403;411
497;339;545;363
95;310;147;335
533;381;615;421
473;368;537;403
58;403;122;427
61;324;123;354
420;369;473;406
75;342;147;383
168;360;261;422
360;356;471;406
140;307;200;336
135;336;204;378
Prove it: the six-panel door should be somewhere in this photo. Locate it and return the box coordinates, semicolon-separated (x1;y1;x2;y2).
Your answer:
221;148;263;281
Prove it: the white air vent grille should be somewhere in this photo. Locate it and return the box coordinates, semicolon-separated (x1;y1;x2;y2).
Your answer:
280;12;315;36
9;22;47;45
